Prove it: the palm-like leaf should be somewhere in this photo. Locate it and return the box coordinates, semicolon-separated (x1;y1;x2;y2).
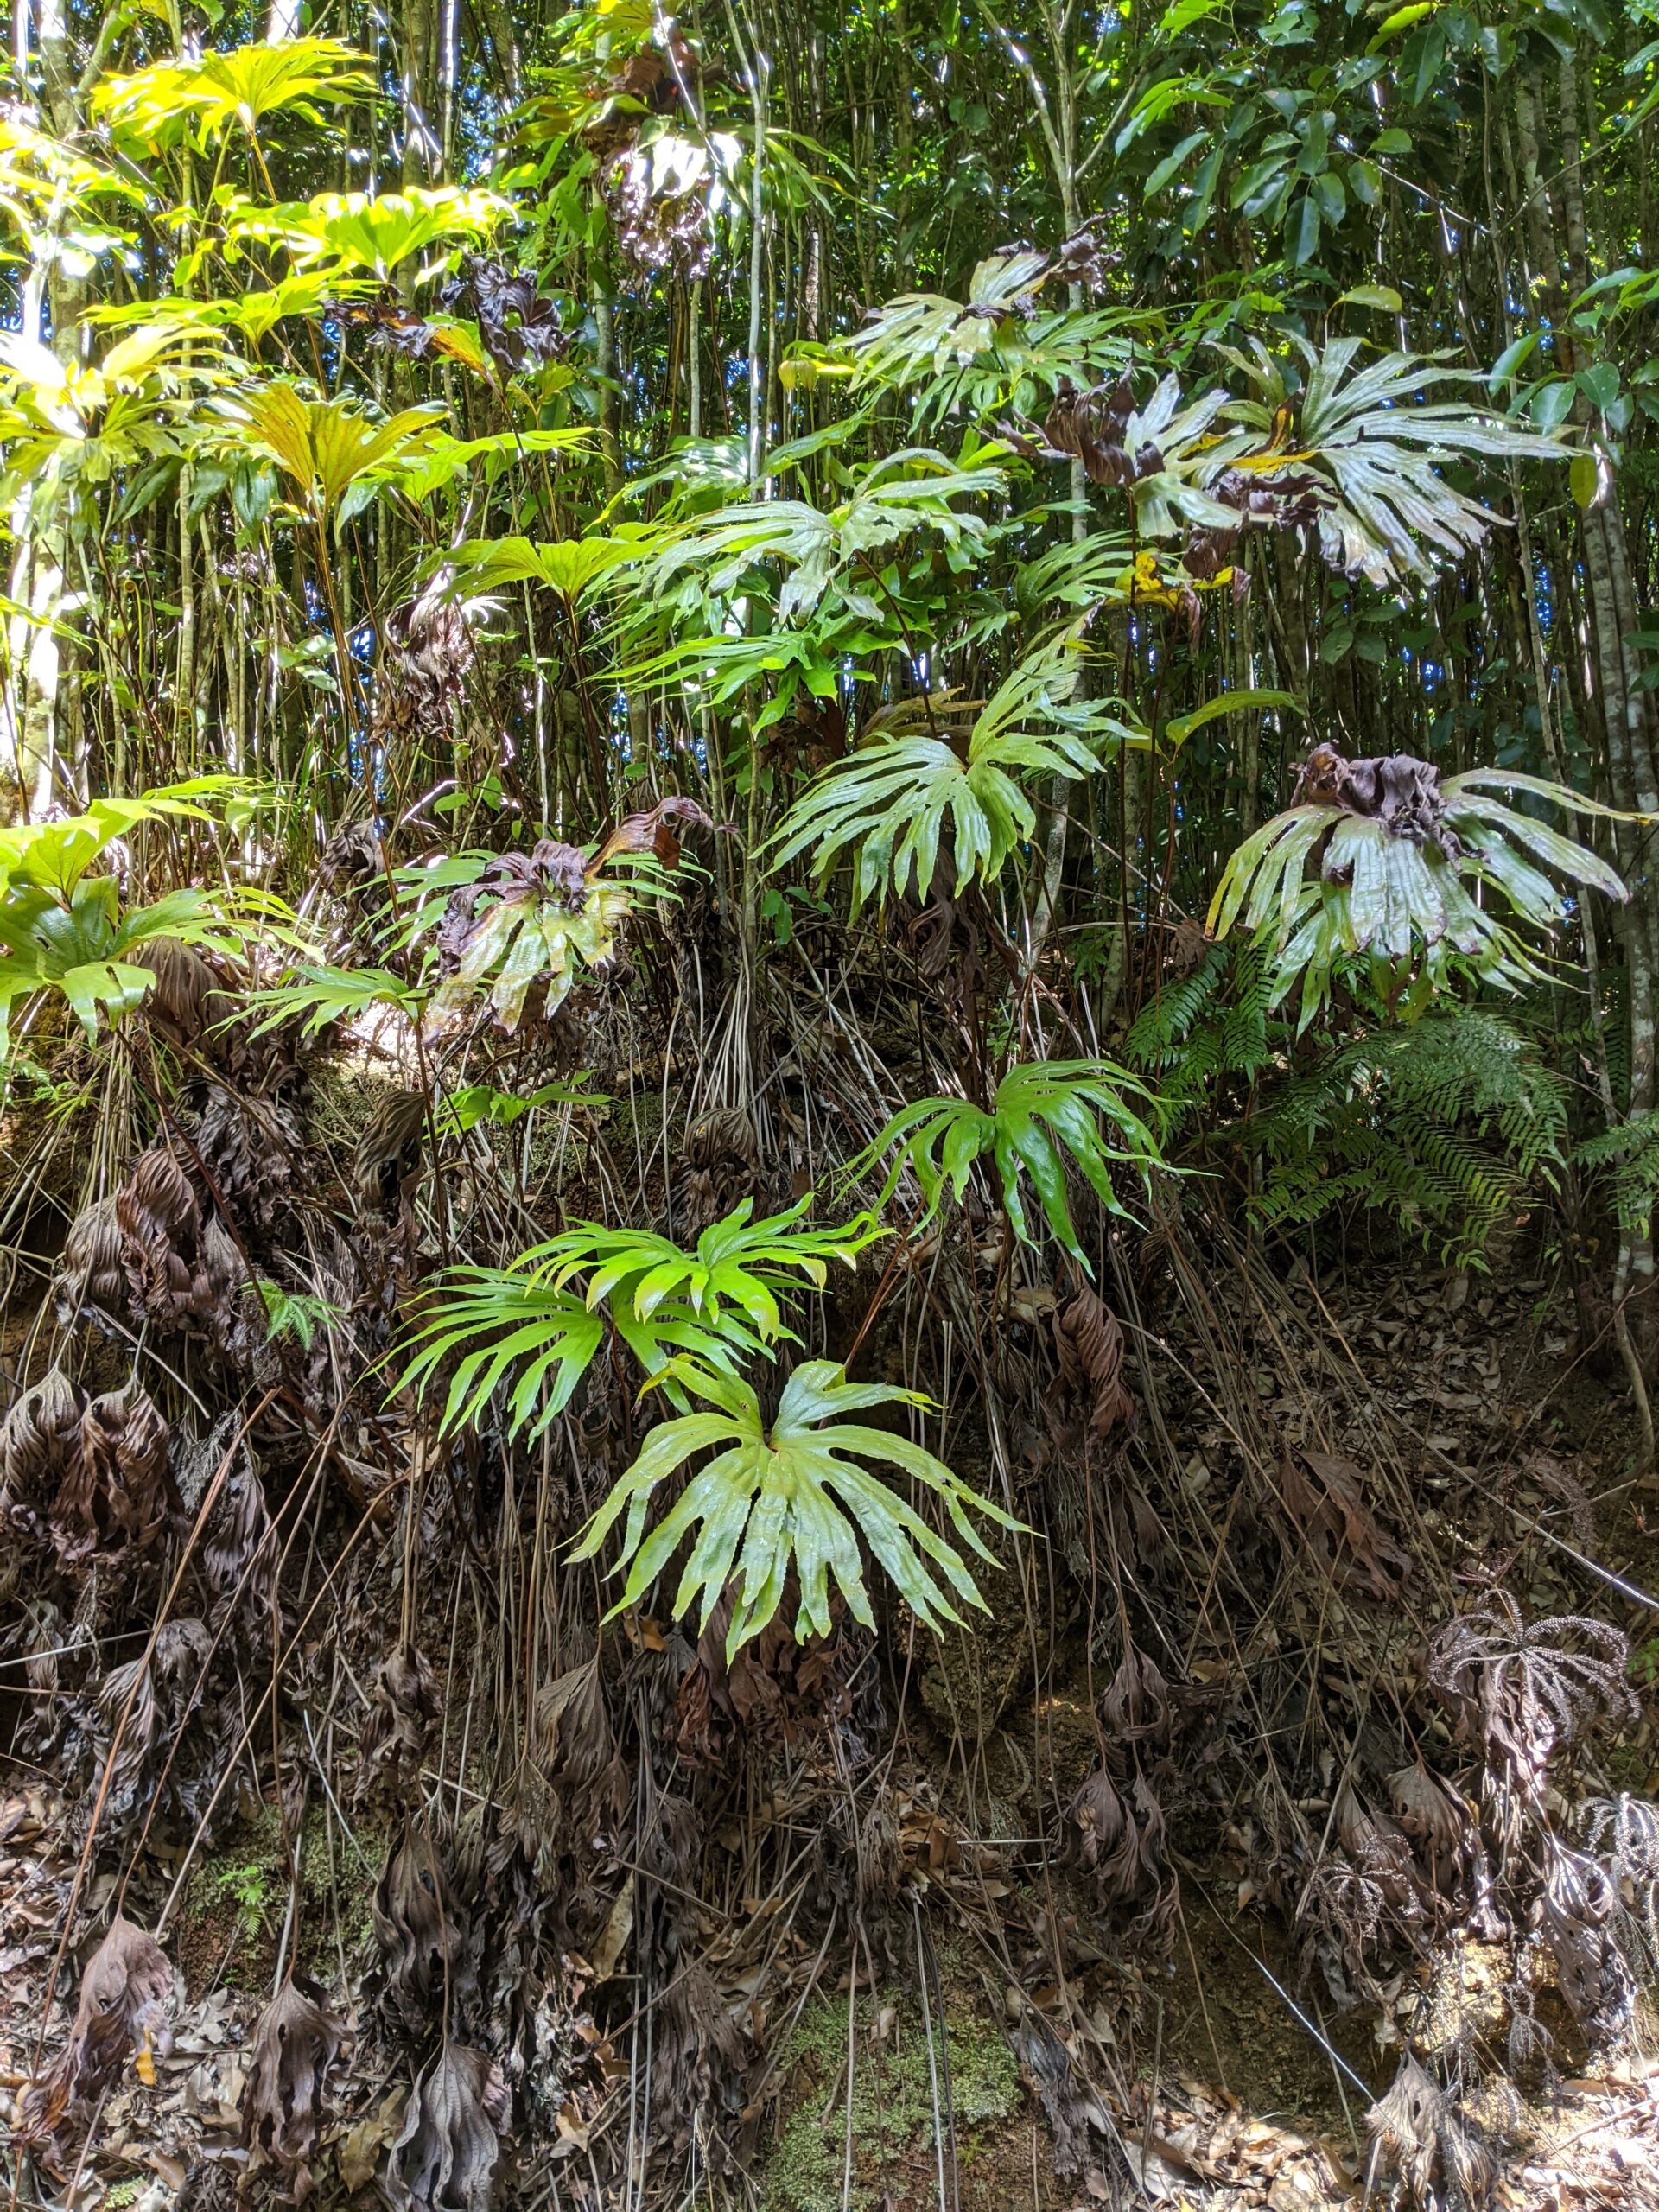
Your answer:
220;187;508;281
215;385;445;529
570;1357;1017;1656
1214;337;1567;585
93;39;375;152
769;630;1120;908
0;779;275;1057
851;1058;1164;1262
449;535;635;601
628;446;1003;621
399;1200;879;1440
1209;767;1628;1023
243;964;429;1039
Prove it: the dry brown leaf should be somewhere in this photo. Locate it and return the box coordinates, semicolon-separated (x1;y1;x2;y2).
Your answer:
19;1916;173;2160
588;1872;634;1986
241;1975;346;2203
385;2043;507;2212
1277;1450;1410;1601
1053;1287;1137;1442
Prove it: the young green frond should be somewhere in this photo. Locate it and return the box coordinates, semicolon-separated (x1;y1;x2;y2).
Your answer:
243;966;428;1040
849;1058;1166;1262
1215;336;1569;586
397;1201;880;1443
768;629;1116;909
570;1357;1019;1656
625;446;1004;621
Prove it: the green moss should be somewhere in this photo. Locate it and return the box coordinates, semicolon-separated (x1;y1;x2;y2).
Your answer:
187;1801;389;1988
763;1989;1020;2212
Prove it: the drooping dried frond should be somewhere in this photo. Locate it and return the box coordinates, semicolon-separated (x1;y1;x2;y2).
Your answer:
0;1365;83;1515
1538;1835;1637;2044
1052;1285;1137;1442
1098;1643;1169;1745
1582;1793;1659;1898
375;578;475;747
117;1145;204;1315
18;1916;173;2160
360;1643;442;1795
1364;2051;1493;2210
372;1822;462;2026
1427;1593;1634;1802
671;1106;761;1240
353;1087;429;1215
135;934;234;1049
385;2042;508;2212
646;1962;747;2164
53;1384;173;1562
194;1084;301;1235
242;1976;346;2203
1581;1791;1659;1966
1388;1764;1477;1892
533;1655;622;1847
56;1195;129;1326
202;1458;278;1635
1276;1449;1411;1601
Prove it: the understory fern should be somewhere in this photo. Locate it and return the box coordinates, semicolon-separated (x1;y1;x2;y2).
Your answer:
1576;1109;1659;1238
1122;940;1275;1136
1250;1009;1569;1266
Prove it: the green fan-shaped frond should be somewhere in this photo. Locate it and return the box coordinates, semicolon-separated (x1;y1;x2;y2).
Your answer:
1209;767;1628;1024
849;1057;1165;1262
570;1357;1018;1656
769;629;1125;910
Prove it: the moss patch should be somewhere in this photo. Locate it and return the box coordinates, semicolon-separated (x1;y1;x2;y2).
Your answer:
764;1986;1020;2212
179;1800;389;1998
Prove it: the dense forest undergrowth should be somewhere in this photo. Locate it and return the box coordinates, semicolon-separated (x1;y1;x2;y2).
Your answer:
3;0;1659;2207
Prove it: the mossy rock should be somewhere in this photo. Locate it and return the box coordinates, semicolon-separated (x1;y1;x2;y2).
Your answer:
178;1801;389;1998
763;1986;1020;2212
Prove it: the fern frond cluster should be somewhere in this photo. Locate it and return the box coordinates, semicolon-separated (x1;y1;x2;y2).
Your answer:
1251;1010;1569;1266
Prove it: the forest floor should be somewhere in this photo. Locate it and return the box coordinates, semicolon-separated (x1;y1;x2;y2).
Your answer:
3;1225;1658;2211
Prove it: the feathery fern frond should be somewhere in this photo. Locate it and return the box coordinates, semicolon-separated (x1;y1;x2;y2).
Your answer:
1251;1009;1569;1265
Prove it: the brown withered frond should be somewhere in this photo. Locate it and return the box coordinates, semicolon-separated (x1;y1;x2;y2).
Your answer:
1292;743;1462;861
1538;1835;1637;2044
372;1822;463;2027
18;1916;173;2164
671;1106;761;1240
55;1196;130;1328
53;1384;174;1563
1098;1642;1169;1745
1052;1284;1137;1443
1043;375;1161;487
241;1975;346;2203
135;936;235;1051
1427;1593;1634;1801
352;1089;429;1217
1277;1449;1412;1601
360;1642;442;1796
375;579;475;748
1364;2051;1493;2211
0;1365;83;1517
385;2042;508;2212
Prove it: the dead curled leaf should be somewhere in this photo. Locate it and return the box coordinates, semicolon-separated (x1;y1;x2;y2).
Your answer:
586;1872;634;1986
242;1974;346;2202
1276;1450;1411;1601
372;1822;462;2023
1052;1286;1138;1443
385;2042;508;2212
1363;2050;1491;2209
18;1916;173;2159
